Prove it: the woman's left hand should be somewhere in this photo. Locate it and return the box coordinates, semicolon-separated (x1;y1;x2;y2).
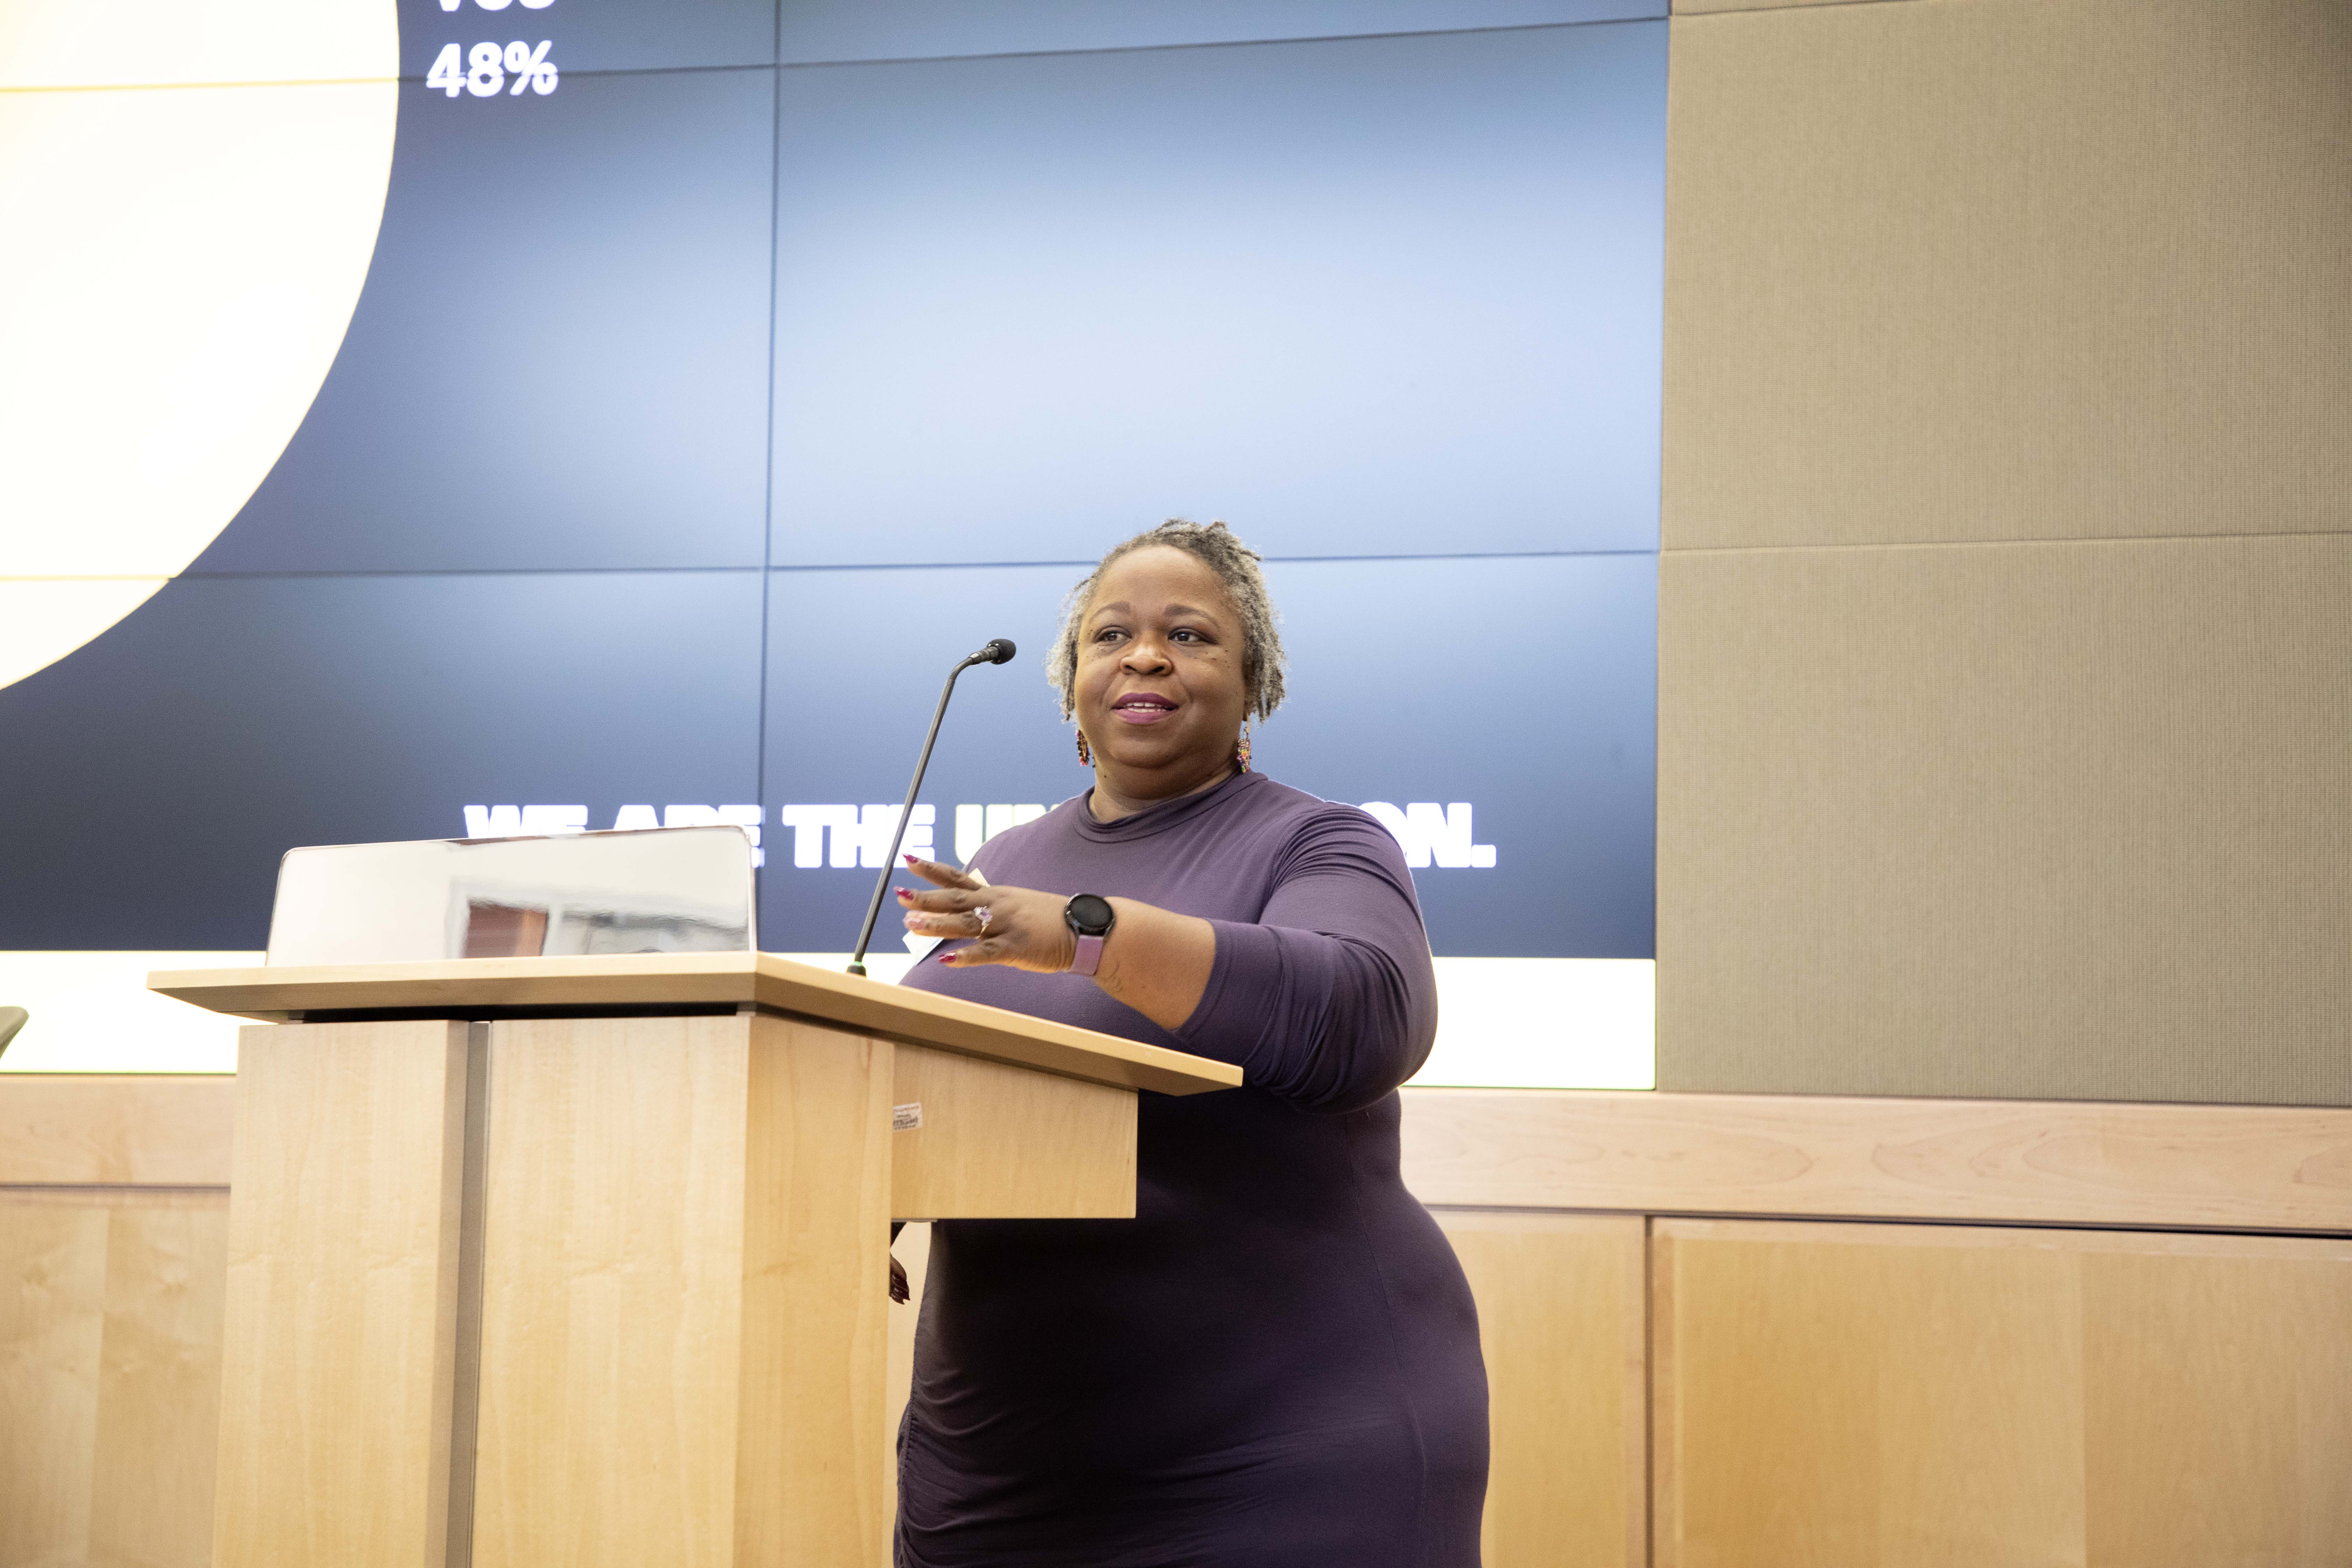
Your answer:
897;855;1080;973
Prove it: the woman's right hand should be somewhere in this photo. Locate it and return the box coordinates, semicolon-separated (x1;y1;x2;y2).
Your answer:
896;855;1079;973
897;856;1218;1031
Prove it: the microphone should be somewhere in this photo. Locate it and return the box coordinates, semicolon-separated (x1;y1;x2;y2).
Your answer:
846;638;1017;977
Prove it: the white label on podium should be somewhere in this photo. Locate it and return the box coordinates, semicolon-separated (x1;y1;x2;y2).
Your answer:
892;1102;924;1132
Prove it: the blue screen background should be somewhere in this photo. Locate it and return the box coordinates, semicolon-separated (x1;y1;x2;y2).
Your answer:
0;0;1665;961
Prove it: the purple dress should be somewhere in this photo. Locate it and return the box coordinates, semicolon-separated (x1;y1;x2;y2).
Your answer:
895;770;1488;1568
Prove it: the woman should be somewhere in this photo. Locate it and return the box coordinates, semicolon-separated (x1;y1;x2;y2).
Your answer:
893;520;1488;1568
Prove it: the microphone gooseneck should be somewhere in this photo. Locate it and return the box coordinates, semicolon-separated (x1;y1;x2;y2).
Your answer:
846;639;1018;977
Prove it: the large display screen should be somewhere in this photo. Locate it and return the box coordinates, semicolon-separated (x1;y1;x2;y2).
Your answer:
0;0;1665;1079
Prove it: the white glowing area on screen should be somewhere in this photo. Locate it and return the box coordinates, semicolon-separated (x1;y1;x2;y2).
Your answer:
0;0;397;691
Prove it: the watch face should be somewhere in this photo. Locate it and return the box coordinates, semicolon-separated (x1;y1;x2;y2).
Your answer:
1066;893;1115;936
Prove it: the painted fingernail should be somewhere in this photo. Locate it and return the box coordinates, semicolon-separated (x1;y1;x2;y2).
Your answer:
895;888;913;901
904;853;922;866
936;954;956;966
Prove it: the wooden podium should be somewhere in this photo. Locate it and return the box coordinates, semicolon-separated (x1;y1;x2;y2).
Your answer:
152;953;1239;1568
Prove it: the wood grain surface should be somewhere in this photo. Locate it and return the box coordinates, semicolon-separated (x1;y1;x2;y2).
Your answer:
0;1190;229;1568
0;1073;236;1185
0;1197;107;1566
1435;1210;1648;1568
211;1020;467;1568
471;1012;895;1568
16;1069;2352;1567
890;1043;1136;1220
1652;1218;2352;1568
1401;1088;2352;1232
22;1076;2350;1234
90;1199;231;1568
149;952;1240;1097
739;1014;894;1568
472;1012;753;1568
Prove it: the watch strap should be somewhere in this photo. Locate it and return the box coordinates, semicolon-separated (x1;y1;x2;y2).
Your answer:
1063;892;1114;976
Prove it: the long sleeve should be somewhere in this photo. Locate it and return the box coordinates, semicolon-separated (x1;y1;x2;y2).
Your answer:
1171;804;1438;1114
894;775;1489;1567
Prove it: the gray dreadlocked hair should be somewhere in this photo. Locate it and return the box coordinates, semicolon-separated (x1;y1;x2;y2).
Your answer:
1046;519;1288;724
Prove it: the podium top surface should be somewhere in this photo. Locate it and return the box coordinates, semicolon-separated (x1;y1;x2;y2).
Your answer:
149;952;1241;1097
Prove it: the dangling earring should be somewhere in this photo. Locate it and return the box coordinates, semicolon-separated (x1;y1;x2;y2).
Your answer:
1234;723;1252;774
1075;730;1093;767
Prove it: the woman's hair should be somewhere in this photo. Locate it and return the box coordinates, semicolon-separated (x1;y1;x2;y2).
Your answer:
1046;519;1288;723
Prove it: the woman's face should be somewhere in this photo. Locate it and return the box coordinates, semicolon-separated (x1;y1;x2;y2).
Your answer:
1075;546;1250;800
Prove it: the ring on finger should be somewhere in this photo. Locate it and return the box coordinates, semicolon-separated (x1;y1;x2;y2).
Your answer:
972;904;993;934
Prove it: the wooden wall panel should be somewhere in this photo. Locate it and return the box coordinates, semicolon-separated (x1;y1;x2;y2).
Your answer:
1400;1088;2352;1233
1657;535;2352;1104
0;1197;107;1567
0;1189;228;1568
1654;1219;2085;1567
15;1074;2352;1568
1664;0;2352;550
1435;1211;1647;1568
90;1200;230;1568
0;1074;236;1185
2080;1242;2352;1565
1654;1219;2352;1568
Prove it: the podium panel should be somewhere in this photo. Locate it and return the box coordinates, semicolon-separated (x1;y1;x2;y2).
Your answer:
166;955;1238;1568
474;1012;891;1568
890;1043;1136;1220
212;1020;467;1568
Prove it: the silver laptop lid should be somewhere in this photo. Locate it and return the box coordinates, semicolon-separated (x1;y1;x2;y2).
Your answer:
266;826;756;966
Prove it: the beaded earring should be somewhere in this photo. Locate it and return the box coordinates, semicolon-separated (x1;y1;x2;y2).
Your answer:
1234;724;1252;774
1075;730;1093;767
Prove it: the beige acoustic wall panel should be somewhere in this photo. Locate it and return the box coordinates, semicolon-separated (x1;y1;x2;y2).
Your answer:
1663;0;2352;549
1675;0;1892;12
1657;534;2352;1103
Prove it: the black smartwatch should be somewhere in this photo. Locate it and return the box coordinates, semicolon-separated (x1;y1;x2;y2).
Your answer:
1064;894;1116;976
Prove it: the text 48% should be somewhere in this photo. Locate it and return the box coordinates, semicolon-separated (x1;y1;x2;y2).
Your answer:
427;41;559;97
